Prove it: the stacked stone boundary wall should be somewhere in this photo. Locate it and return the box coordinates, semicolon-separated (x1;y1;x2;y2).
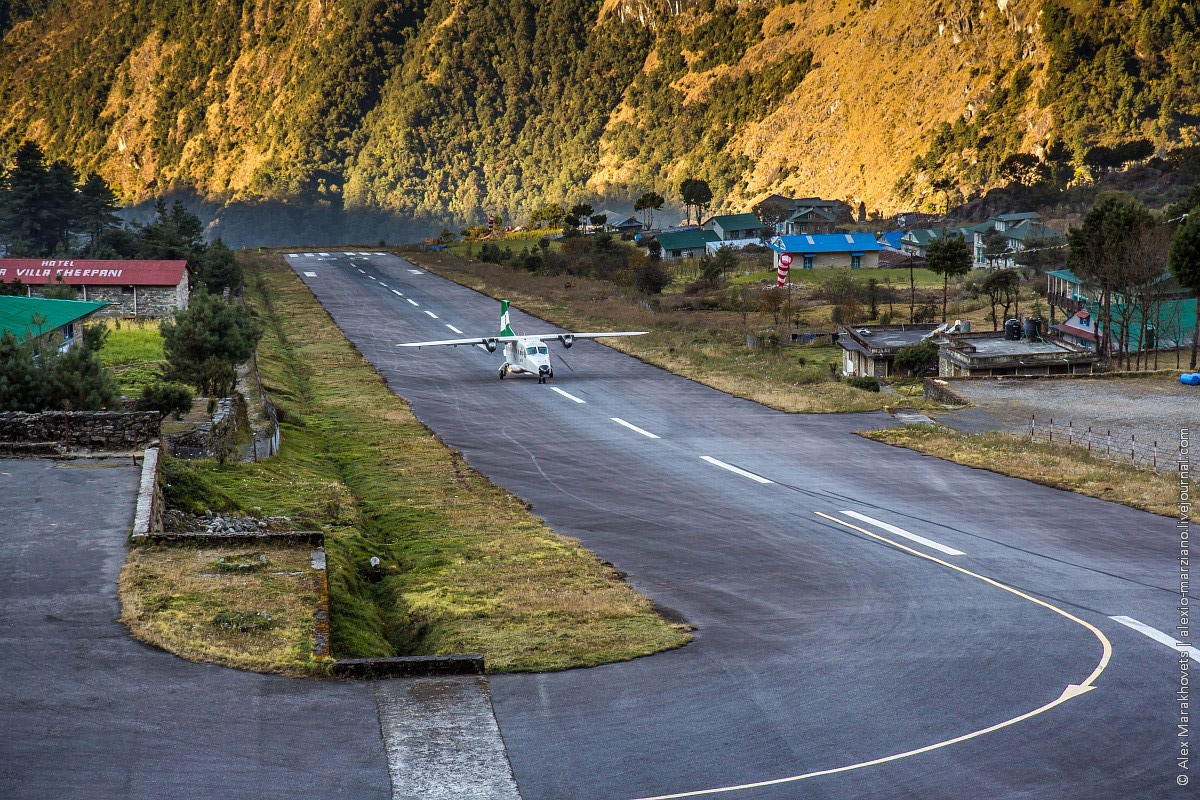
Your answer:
0;410;161;455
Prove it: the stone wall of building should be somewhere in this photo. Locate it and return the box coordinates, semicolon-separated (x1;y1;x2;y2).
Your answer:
0;411;161;454
25;282;187;318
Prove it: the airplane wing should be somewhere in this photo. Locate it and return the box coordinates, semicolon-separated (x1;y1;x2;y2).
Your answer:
397;336;523;348
523;331;648;341
398;332;647;347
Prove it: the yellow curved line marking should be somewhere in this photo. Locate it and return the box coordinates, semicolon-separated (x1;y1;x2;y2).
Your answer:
628;512;1113;800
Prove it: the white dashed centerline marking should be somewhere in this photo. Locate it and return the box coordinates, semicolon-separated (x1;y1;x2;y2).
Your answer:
369;276;376;281
550;387;586;404
840;510;965;556
424;310;439;319
392;290;403;296
700;456;772;484
357;268;366;274
303;271;317;277
379;282;388;287
407;299;419;307
446;325;464;334
611;418;659;439
1111;616;1200;659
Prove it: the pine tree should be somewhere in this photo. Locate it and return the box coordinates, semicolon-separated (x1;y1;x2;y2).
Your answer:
161;290;261;396
926;235;973;322
0;142;52;257
76;173;121;257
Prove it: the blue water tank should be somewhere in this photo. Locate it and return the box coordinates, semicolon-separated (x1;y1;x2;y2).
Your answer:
1181;373;1200;386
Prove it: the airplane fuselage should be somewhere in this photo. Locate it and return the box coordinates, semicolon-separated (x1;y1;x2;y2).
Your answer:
500;337;553;382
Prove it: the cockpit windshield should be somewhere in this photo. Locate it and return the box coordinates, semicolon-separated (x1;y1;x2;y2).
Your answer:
538;346;548;354
526;347;538;355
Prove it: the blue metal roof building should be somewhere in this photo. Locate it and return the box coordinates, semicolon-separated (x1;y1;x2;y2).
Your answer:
767;233;882;255
766;233;883;270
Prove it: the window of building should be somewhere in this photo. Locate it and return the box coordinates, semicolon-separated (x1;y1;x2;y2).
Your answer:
851;255;861;269
803;256;813;269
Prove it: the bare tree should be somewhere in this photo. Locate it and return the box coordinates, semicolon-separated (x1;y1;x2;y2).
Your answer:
1111;224;1171;370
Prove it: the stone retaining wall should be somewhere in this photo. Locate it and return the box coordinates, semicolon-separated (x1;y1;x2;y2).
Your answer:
0;410;161;454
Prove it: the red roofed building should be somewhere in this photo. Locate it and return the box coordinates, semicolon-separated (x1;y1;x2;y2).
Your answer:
0;259;189;318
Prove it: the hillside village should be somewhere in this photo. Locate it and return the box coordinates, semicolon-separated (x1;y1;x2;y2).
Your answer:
457;189;1197;390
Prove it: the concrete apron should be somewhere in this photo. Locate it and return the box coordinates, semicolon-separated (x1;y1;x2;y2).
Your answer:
372;676;522;800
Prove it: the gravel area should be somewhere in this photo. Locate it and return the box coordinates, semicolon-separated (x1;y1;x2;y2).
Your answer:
933;376;1199;459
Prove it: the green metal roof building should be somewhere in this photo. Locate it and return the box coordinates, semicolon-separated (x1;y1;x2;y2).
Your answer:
654;229;721;259
0;295;108;348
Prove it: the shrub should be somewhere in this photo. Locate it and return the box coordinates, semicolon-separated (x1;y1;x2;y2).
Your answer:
894;340;939;375
846;376;881;392
138;382;193;419
634;264;671;295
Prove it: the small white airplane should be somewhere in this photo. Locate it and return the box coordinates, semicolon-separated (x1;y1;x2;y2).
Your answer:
398;300;647;383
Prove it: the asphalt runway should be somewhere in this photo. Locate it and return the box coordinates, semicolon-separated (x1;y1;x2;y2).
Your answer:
288;251;1186;799
0;459;390;800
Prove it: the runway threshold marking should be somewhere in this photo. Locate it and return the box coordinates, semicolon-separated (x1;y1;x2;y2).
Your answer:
424;310;439;319
550;387;586;404
627;512;1113;800
408;269;424;275
1110;615;1200;659
303;271;318;277
840;510;964;556
407;299;419;307
611;418;659;439
446;324;464;335
699;456;772;484
319;252;330;256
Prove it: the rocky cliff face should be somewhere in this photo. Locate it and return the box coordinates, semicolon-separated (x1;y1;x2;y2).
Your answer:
0;0;1193;243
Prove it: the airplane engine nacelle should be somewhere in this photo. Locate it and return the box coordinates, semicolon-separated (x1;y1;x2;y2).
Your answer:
484;338;499;353
558;334;575;349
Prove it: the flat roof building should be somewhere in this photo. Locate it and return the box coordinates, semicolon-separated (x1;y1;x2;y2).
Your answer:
0;259;189;318
938;331;1098;377
839;324;942;378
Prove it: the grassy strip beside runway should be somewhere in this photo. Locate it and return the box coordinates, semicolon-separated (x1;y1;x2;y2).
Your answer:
152;253;690;672
861;425;1187;517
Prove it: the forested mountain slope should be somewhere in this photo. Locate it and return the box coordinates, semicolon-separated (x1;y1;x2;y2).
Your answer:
1;0;1196;244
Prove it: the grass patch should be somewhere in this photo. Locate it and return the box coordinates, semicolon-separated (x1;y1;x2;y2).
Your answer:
406;251;927;414
98;319;165;395
861;425;1189;517
119;543;324;676
149;252;690;672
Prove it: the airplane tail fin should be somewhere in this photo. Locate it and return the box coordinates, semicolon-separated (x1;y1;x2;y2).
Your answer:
500;300;515;337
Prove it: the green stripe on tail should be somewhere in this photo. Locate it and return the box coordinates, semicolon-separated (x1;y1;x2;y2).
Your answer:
500;300;515;337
